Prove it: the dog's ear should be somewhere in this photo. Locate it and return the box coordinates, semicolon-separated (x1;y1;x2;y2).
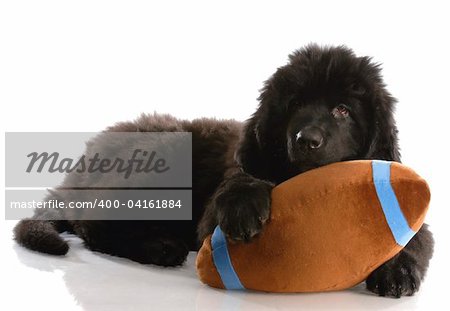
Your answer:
364;88;401;162
234;82;281;179
234;116;266;177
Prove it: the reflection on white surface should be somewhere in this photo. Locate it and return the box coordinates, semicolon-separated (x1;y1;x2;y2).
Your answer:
1;220;445;311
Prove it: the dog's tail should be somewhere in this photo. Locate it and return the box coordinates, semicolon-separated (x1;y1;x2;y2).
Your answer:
13;190;73;255
14;217;71;255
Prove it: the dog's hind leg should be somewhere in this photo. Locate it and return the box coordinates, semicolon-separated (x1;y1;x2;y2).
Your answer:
73;220;190;266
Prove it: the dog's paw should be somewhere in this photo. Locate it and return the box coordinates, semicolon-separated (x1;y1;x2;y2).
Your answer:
366;262;421;298
140;238;189;267
214;178;273;242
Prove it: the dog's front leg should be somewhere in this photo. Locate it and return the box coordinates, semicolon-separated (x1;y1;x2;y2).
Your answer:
197;172;273;242
365;224;434;297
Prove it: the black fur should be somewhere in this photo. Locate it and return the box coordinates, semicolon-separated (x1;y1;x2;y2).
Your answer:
14;44;433;297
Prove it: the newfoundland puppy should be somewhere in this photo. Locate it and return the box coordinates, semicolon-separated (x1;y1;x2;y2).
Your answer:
14;44;433;298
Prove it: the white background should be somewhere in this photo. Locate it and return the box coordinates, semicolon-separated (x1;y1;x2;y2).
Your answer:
1;0;449;310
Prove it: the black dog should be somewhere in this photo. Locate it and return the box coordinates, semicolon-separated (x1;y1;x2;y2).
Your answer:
14;44;433;298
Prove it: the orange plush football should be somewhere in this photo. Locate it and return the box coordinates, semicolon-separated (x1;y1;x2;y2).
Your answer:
196;160;430;293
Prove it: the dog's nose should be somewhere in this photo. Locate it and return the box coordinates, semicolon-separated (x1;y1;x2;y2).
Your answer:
296;126;324;150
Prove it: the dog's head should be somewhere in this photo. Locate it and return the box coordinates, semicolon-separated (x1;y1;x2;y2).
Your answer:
236;44;400;183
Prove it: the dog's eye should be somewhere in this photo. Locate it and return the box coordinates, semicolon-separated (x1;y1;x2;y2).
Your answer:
332;104;350;118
